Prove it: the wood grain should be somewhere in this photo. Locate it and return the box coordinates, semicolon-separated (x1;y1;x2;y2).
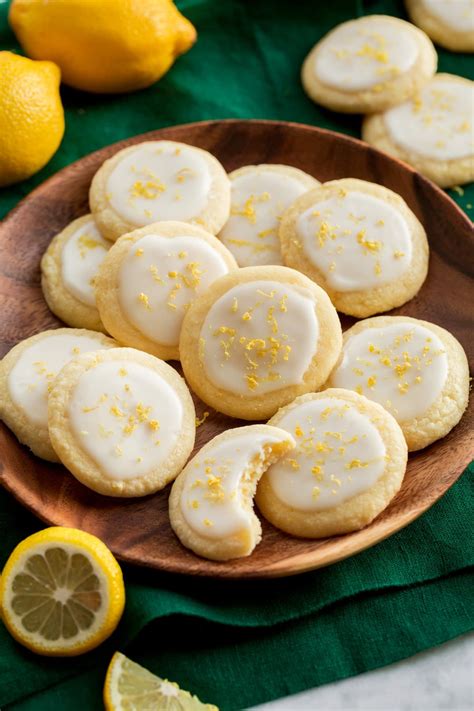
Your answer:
0;120;473;578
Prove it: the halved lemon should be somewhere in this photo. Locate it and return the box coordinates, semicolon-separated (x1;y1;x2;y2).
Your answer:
0;527;125;656
104;652;218;710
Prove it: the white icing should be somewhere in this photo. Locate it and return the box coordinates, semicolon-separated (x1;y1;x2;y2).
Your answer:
69;360;183;480
314;17;418;92
8;333;113;426
180;429;294;538
331;323;448;421
296;190;412;291
119;234;231;346
423;0;474;32
106;142;212;226
219;170;313;267
384;76;474;161
200;280;319;395
61;217;109;306
266;397;386;511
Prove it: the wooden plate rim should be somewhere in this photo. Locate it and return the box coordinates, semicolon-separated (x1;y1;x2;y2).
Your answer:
0;119;472;578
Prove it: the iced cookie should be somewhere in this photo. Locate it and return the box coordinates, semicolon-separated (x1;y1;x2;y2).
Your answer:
256;388;407;538
89;140;231;242
362;74;474;188
279;178;428;318
218;165;319;267
301;15;437;114
48;348;195;497
0;329;116;462
327;316;469;451
179;265;342;420
95;221;238;360
169;425;296;560
406;0;474;53
41;214;110;332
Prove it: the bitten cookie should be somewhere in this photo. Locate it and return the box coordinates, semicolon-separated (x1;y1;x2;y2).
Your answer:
362;74;474;188
327;316;469;451
95;221;237;360
179;265;342;420
41;214;110;332
301;15;437;113
0;329;116;462
406;0;474;53
48;348;195;497
169;425;296;561
279;178;428;318
89;140;231;242
218;164;319;267
256;388;408;538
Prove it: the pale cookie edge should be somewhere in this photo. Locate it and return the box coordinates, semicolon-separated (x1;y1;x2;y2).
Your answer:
326;315;470;451
256;388;408;538
41;214;107;333
47;347;196;497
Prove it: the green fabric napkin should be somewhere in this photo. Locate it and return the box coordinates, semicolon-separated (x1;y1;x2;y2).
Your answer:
0;0;473;709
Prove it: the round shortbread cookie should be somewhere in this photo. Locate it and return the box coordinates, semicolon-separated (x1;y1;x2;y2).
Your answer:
301;15;437;114
256;388;408;538
406;0;474;53
0;329;116;462
279;178;429;318
179;265;342;420
95;221;238;360
218;164;319;267
327;316;469;451
362;74;474;188
48;348;195;497
41;214;110;332
169;424;296;561
89;140;231;242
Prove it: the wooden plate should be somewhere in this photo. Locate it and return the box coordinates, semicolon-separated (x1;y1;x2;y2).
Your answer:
0;120;473;578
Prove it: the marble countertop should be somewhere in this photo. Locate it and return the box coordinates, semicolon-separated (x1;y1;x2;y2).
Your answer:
251;633;473;711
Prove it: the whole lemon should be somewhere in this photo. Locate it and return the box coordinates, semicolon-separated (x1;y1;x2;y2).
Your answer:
0;52;65;187
9;0;197;94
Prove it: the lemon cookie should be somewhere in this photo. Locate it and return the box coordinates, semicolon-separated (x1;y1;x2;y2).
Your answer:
48;347;195;497
0;329;116;461
218;164;319;267
362;74;474;188
301;15;437;114
327;316;469;451
179;265;342;420
90;140;231;242
95;221;237;360
169;425;295;560
279;178;428;318
256;388;407;538
41;214;110;332
406;0;474;53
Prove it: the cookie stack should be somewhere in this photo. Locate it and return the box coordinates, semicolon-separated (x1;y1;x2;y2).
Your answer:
0;138;469;561
302;11;474;188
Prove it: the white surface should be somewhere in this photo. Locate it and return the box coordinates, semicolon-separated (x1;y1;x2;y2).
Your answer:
250;633;474;710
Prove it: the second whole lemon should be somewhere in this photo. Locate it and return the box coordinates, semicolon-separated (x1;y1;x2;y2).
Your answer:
9;0;197;94
0;51;64;187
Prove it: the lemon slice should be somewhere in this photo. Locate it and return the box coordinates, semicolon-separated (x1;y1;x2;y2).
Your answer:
0;527;125;656
104;652;219;711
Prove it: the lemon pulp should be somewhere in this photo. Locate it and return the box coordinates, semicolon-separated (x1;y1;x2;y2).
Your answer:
104;652;218;710
0;527;125;656
11;545;104;642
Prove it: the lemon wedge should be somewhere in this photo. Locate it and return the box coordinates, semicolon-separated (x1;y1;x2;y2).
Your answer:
104;652;218;710
0;527;125;656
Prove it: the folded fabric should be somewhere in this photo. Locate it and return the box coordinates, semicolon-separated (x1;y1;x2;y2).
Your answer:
1;471;473;709
0;0;473;709
0;0;473;219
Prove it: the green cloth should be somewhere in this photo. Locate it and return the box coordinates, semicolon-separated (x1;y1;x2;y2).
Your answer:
0;0;473;709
